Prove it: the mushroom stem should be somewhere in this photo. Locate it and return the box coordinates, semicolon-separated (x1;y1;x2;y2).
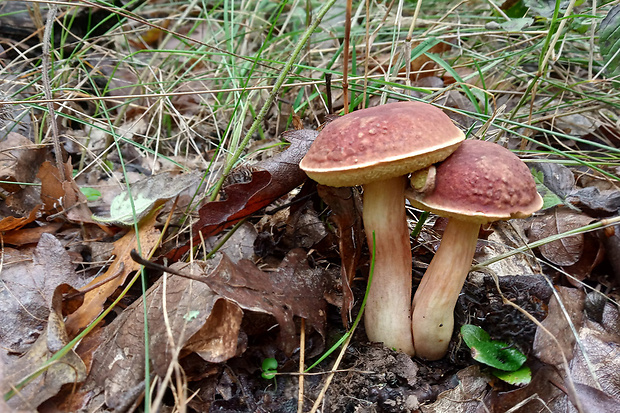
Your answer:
362;176;415;355
411;218;480;360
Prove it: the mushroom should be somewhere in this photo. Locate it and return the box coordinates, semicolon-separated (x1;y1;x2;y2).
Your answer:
300;101;464;355
406;139;543;360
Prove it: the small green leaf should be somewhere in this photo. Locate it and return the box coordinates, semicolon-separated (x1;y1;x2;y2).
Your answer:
492;365;532;386
499;17;535;32
183;310;200;321
261;358;278;379
531;168;563;210
461;325;527;371
537;185;564;210
461;323;491;346
92;171;201;226
80;187;101;202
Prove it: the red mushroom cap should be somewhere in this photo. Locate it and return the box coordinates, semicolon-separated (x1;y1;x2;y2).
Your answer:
407;139;543;224
300;101;465;187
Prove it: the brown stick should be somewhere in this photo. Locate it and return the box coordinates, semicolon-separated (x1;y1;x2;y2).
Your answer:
342;0;352;114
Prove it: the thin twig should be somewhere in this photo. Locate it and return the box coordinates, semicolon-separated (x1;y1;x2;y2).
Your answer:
297;318;306;413
362;0;370;105
588;0;597;79
404;0;424;87
41;4;65;180
343;0;352;114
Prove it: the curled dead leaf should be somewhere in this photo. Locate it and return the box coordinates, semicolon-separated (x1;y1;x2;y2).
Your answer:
316;185;363;325
529;207;602;283
167;129;317;261
37;161;94;224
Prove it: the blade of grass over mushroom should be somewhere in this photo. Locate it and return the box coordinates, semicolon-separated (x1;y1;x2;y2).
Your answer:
411;211;430;240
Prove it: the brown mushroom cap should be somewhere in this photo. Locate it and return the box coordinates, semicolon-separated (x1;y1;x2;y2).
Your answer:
299;101;465;187
407;139;543;224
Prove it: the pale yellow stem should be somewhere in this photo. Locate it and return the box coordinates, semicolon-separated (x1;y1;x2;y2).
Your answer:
363;177;415;356
411;218;480;360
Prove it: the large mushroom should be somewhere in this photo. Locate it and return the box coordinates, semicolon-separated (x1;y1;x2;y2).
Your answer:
300;101;464;355
406;139;543;360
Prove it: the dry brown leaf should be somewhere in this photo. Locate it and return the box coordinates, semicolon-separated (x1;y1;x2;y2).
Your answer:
0;203;41;232
42;326;107;412
567;187;620;216
0;132;45;193
0;222;63;246
0;360;21;413
284;199;328;249
84;261;237;409
316;185;363;325
4;184;42;219
183;298;244;363
202;248;328;355
513;294;620;412
567;383;620;413
529;207;602;283
216;221;257;264
602;224;620;285
569;319;620;407
533;286;585;366
37;161;94;224
421;366;489;413
2;284;87;410
0;234;83;356
64;212;161;337
485;365;563;413
530;208;594;266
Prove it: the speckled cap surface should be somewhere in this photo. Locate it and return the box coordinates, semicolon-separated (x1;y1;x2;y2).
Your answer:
299;101;465;187
406;140;543;224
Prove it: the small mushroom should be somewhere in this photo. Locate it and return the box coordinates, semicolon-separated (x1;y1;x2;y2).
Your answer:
300;101;464;355
406;139;543;360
